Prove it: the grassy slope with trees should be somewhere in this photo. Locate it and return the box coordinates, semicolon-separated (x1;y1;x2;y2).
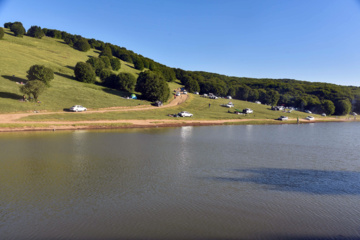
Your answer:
0;22;359;125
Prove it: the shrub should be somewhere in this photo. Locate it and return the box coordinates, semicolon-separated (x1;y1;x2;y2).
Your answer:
10;22;25;37
27;65;54;87
134;58;144;71
110;58;121;71
117;73;136;92
99;69;113;82
74;38;90;52
86;57;106;76
27;26;44;38
74;62;96;83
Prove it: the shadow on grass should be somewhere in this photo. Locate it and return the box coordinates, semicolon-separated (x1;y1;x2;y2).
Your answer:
54;72;76;80
56;40;68;45
1;75;27;83
0;92;23;100
102;88;129;98
125;63;135;69
5;32;14;36
65;65;75;71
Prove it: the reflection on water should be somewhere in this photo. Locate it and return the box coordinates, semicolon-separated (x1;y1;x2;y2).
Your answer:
0;123;360;239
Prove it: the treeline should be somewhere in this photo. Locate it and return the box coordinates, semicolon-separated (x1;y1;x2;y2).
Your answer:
174;69;360;115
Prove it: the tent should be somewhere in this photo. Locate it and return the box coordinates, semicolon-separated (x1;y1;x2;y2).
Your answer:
131;94;137;99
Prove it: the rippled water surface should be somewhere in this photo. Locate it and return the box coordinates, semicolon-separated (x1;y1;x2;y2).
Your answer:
1;122;360;239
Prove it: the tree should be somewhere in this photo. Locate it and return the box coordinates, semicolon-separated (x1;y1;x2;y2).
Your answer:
110;58;121;71
99;45;112;58
74;62;96;83
86;57;106;76
99;69;113;83
335;99;352;115
27;26;44;38
321;100;335;115
100;56;111;69
4;22;12;28
10;22;25;37
117;73;137;92
184;78;200;93
136;71;170;102
27;65;54;87
134;58;144;71
265;89;280;106
74;38;90;52
19;80;46;101
0;27;4;39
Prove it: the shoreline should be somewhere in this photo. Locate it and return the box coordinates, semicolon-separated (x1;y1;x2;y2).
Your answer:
0;118;357;133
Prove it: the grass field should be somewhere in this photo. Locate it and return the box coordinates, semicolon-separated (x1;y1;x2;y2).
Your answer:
0;28;149;113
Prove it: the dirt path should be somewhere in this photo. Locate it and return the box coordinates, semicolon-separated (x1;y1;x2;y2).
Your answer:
0;93;189;124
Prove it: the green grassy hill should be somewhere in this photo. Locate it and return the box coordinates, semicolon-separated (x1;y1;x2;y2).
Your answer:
0;28;150;113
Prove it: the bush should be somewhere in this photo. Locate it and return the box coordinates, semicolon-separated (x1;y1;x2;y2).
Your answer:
4;22;12;28
19;80;46;101
10;22;25;37
335;99;352;115
74;62;96;83
27;65;54;87
27;26;44;39
0;27;4;39
74;38;90;52
134;58;144;71
321;100;335;115
100;56;111;69
110;58;121;71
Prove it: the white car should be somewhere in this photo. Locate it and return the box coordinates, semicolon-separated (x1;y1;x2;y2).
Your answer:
70;105;87;112
305;110;312;114
278;116;288;121
243;108;253;114
306;116;315;121
178;111;193;117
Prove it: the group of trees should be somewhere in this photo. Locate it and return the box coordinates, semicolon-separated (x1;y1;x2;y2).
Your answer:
174;69;359;115
20;65;54;101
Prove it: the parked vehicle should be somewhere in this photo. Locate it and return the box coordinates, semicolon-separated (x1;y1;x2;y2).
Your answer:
255;101;261;104
243;108;253;114
70;105;87;112
306;116;315;120
175;92;180;96
278;116;288;121
305;110;312;114
321;113;326;116
178;111;193;117
353;112;357;116
183;91;188;94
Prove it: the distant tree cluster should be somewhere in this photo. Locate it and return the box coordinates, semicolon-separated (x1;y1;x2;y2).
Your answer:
6;21;26;37
136;71;170;102
27;26;44;38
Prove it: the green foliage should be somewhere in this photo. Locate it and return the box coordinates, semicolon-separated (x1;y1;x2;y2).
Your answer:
27;26;44;38
110;58;121;71
74;62;96;83
19;80;46;101
134;58;144;71
4;22;12;28
265;89;280;106
74;38;90;52
117;73;136;92
0;27;4;39
321;100;335;115
10;22;25;37
86;57;106;76
183;76;200;93
26;65;54;87
136;71;170;102
99;45;112;58
100;56;111;69
99;69;113;82
335;99;352;115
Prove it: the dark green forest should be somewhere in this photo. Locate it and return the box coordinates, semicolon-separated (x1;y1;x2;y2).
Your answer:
4;21;360;115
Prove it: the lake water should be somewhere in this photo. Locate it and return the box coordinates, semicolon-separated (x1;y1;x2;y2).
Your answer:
1;122;360;240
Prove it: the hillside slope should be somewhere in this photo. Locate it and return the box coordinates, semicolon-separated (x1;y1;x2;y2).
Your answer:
0;28;150;113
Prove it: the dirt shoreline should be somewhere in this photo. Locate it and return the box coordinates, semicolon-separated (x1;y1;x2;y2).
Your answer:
0;118;356;133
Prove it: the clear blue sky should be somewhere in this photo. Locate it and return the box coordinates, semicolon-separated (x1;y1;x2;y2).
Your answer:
1;0;360;86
